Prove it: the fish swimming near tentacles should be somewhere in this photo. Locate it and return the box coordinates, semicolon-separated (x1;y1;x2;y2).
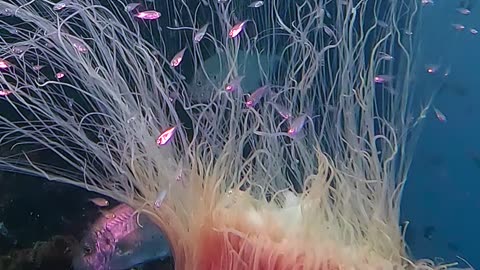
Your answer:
187;49;283;102
72;204;170;270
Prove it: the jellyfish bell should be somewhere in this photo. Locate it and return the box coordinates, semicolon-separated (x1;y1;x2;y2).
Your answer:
0;0;449;270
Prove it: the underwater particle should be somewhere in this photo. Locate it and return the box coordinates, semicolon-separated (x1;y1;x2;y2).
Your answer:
89;198;109;207
170;47;187;67
156;126;176;146
229;20;249;38
423;225;435;240
469;28;478;35
134;10;161;20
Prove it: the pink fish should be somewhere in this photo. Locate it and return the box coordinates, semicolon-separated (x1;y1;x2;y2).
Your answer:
0;90;13;96
246;85;269;108
434;108;447;122
271;102;291;120
134;10;161;20
170;48;186;67
225;76;244;92
287;114;307;138
374;74;394;83
0;59;11;69
229;20;249;38
156;126;176;145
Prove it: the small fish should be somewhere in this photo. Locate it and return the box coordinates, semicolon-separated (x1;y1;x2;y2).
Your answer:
470;28;478;35
452;23;465;31
425;64;440;74
271;102;291;120
378;52;394;61
248;1;264;8
56;72;66;79
421;0;434;6
89;198;110;207
0;59;11;69
100;210;116;219
374;74;394;83
456;7;471;15
433;108;447;122
32;64;44;71
225;76;244;92
53;0;70;11
194;24;209;43
154;190;167;208
246;85;269;108
170;47;186;67
156;126;176;145
229;20;249;38
125;3;141;12
134;10;161;20
0;90;13;96
287;114;307;138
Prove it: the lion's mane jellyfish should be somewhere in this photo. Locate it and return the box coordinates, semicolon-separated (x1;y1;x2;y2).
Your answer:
0;0;446;269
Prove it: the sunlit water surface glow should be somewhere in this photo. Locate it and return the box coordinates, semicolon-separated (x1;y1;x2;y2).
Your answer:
0;0;455;269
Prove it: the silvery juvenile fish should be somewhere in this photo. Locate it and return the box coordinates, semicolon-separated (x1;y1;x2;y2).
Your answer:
72;204;170;270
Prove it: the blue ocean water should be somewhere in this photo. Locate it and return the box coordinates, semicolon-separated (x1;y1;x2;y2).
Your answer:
402;0;479;267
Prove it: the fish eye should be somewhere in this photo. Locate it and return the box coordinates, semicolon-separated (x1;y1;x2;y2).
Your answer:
83;245;92;255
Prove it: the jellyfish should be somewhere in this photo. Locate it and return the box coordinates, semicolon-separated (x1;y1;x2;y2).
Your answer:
0;0;446;269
